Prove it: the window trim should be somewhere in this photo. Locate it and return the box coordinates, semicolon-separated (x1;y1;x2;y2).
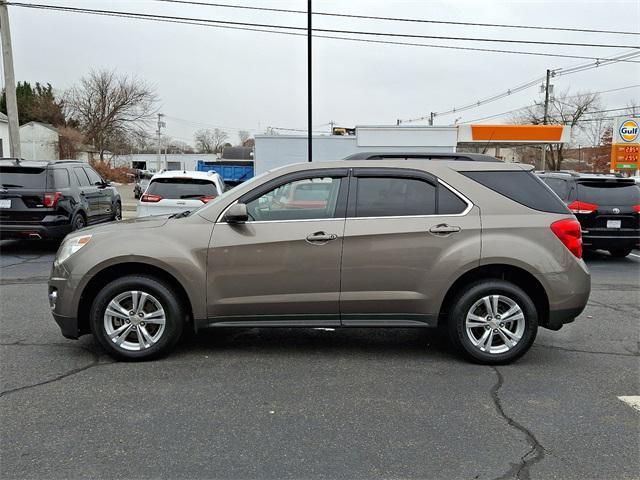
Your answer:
347;168;472;219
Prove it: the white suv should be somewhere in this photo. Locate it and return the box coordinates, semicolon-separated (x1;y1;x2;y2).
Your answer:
137;170;225;217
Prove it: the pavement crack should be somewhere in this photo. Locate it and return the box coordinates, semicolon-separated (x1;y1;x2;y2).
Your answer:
534;343;638;357
491;367;546;480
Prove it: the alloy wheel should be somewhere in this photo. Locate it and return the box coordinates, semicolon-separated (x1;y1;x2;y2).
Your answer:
464;294;525;355
103;290;166;351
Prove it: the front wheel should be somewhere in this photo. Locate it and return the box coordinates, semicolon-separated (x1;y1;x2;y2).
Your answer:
608;247;632;258
90;275;185;361
447;280;538;364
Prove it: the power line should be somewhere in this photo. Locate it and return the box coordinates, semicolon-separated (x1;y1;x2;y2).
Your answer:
8;2;640;66
152;0;640;36
7;2;640;50
460;85;640;124
401;51;640;123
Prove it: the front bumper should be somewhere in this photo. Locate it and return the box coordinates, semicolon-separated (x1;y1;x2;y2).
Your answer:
52;311;80;339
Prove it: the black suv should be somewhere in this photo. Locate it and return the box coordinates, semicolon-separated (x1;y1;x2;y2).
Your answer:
537;171;640;257
0;159;121;241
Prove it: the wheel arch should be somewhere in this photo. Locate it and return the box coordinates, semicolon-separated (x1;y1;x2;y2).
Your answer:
77;262;194;336
438;264;550;328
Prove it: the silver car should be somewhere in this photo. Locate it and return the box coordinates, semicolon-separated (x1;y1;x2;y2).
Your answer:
48;157;590;364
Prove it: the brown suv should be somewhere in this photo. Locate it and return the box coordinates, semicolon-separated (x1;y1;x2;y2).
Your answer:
48;158;590;364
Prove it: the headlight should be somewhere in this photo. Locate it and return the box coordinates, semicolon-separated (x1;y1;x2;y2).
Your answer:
55;235;92;265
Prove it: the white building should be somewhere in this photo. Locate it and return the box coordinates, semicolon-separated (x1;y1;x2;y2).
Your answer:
0;112;9;157
19;121;59;161
254;126;458;174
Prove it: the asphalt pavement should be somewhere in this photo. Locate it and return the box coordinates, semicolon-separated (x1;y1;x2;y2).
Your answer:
0;240;638;480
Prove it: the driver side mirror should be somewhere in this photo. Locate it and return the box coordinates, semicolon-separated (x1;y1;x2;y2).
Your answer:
225;203;248;223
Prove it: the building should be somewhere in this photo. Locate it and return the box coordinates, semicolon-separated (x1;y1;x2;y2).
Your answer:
0;112;9;157
254;124;570;174
19;121;60;161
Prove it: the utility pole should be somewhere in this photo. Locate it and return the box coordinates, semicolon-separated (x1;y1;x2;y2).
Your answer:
307;0;312;162
0;1;21;157
156;113;165;171
429;112;435;126
329;119;335;134
541;69;552;170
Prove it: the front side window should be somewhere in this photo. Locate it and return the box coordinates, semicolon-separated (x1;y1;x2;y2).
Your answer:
246;177;342;221
74;167;91;187
84;167;103;186
355;177;436;217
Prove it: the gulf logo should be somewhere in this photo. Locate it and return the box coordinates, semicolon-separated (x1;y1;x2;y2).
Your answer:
619;119;639;142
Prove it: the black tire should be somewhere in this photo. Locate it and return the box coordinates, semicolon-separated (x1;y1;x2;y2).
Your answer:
608;247;632;258
90;275;185;361
112;201;122;221
447;280;538;365
71;212;86;231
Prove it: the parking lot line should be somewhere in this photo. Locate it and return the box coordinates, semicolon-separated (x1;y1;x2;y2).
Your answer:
618;396;640;412
629;253;640;259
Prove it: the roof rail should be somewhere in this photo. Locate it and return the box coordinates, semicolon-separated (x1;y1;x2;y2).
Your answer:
343;152;502;162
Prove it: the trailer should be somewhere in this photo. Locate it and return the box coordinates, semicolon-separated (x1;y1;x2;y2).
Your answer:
195;160;254;187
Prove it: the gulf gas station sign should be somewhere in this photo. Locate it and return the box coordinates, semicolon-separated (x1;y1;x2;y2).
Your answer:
611;117;639;170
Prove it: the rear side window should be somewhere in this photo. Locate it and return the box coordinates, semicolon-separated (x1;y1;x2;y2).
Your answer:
0;167;47;189
52;169;70;188
146;178;219;199
462;170;570;214
577;181;640;205
356;177;436;217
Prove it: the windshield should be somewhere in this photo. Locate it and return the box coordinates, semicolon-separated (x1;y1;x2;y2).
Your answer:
186;170;272;216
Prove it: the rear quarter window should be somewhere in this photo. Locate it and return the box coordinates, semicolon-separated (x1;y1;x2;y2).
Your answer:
52;169;70;188
462;170;570;214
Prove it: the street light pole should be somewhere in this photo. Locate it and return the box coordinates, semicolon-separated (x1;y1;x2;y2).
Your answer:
307;0;312;162
541;69;551;170
0;0;21;157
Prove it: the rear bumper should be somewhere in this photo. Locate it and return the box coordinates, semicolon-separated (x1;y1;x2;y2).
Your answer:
582;232;640;250
546;306;585;330
0;222;71;240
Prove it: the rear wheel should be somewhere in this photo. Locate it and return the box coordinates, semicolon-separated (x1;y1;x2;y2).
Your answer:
71;212;86;231
90;275;185;361
608;247;632;258
447;280;538;364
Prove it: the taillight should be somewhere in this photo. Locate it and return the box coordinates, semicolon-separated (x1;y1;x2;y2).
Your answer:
551;219;582;259
567;201;598;214
200;195;217;203
633;205;640;213
43;192;62;208
140;194;162;203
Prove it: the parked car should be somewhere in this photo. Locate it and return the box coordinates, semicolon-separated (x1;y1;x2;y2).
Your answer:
537;171;640;257
0;158;121;241
49;158;590;364
133;171;153;199
136;170;225;217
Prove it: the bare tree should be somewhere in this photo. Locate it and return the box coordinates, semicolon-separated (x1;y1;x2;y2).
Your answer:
194;128;228;153
513;89;601;170
65;70;158;161
237;130;251;145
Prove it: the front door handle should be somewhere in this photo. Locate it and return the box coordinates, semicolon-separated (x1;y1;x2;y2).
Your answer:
429;224;461;235
306;231;338;243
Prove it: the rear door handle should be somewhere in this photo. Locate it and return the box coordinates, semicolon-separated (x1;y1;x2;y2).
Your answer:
429;224;461;235
306;231;338;243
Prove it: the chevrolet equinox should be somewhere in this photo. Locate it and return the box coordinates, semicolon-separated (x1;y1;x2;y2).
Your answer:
48;158;591;364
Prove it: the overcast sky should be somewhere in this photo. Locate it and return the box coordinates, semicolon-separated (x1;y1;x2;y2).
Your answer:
5;0;640;145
